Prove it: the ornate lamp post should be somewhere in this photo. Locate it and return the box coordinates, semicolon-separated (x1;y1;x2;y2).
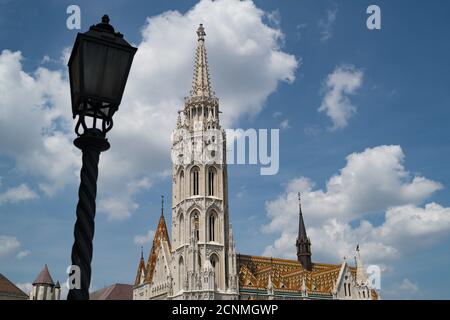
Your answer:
67;15;137;300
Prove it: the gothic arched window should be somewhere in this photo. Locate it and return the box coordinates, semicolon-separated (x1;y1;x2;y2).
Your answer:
208;212;216;242
191;166;200;196
210;254;219;289
179;170;185;201
208;167;216;196
191;210;200;241
178;212;184;246
179;256;185;292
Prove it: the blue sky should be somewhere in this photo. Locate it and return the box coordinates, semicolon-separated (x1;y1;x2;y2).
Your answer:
0;0;449;299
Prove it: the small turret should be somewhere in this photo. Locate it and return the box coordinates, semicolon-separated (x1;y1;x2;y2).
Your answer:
30;264;59;300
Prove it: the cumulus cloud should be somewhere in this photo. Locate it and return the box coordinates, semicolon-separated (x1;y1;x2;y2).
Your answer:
0;184;38;205
262;145;448;265
0;0;298;220
134;229;156;246
319;64;363;130
0;235;21;257
0;50;79;197
16;249;30;259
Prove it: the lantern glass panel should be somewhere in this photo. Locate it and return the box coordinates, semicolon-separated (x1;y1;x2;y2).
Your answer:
69;46;81;113
82;40;131;103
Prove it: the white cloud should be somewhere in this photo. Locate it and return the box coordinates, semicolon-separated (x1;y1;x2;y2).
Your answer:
16;250;30;259
279;119;290;129
16;282;33;295
99;177;152;221
0;184;38;205
384;278;420;299
273;111;282;118
0;235;20;257
0;50;79;197
262;145;449;265
319;64;363;130
398;278;419;294
0;0;298;220
134;229;155;246
318;7;338;42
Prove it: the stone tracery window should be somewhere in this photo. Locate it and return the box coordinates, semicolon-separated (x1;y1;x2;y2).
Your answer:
191;166;200;196
208;167;216;196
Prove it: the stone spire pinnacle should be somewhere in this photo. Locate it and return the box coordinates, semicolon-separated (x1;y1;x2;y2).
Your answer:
296;192;312;271
297;193;307;238
355;244;366;285
191;24;213;98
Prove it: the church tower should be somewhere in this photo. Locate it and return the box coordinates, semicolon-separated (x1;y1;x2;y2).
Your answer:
169;24;238;300
296;193;312;271
29;264;60;300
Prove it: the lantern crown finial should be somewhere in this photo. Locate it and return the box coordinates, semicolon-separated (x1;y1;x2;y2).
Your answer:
197;23;206;41
102;14;110;24
90;14;115;34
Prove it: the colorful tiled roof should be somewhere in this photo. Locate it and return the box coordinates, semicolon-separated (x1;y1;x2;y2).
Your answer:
144;213;171;283
237;254;354;295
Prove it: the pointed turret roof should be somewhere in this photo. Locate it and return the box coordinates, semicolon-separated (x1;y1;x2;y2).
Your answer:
297;193;307;240
296;193;312;271
33;264;55;286
134;247;146;286
190;24;213;98
144;196;171;283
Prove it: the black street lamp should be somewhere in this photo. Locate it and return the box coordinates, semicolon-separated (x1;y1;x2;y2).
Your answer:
67;15;137;300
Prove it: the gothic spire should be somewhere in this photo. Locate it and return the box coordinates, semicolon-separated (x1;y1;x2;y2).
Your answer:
191;24;213;98
296;192;312;271
134;248;147;286
355;244;366;285
297;193;307;238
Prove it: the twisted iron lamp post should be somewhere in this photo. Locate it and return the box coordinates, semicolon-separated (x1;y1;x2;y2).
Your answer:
66;15;137;300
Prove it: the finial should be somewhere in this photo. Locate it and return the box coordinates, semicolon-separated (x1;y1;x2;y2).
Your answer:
141;246;144;259
298;192;303;214
102;15;110;24
197;23;206;41
92;14;115;33
356;244;360;252
161;195;164;217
